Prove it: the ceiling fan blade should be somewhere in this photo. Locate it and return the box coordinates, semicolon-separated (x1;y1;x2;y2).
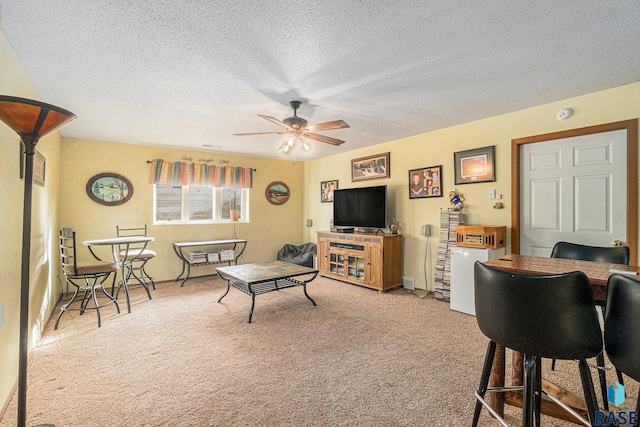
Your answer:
307;120;350;132
233;131;287;136
303;132;345;146
258;114;294;131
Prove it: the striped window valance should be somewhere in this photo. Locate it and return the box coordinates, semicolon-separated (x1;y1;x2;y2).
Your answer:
148;159;254;188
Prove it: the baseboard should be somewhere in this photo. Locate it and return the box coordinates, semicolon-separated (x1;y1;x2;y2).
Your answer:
0;377;17;425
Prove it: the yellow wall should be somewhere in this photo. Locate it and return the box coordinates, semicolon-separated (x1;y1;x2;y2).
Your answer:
59;139;305;281
303;82;640;290
0;30;64;411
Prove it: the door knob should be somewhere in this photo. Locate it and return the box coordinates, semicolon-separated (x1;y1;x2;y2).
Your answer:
612;240;623;247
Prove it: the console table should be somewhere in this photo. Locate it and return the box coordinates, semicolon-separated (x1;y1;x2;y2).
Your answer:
172;239;247;286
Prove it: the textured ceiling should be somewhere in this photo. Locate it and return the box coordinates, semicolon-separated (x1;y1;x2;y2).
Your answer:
2;1;640;160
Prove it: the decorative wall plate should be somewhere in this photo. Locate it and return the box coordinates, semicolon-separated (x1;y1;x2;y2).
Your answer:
86;172;133;206
265;181;290;205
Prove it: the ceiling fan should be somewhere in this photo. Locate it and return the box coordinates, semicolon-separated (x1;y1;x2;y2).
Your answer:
234;100;349;153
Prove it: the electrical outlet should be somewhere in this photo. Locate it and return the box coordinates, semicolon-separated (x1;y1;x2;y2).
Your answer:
402;277;415;290
421;224;432;237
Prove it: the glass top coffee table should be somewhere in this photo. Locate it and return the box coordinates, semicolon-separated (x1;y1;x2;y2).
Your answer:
216;260;319;323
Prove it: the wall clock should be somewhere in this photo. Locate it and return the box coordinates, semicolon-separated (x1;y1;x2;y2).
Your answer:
265;181;290;205
86;172;134;206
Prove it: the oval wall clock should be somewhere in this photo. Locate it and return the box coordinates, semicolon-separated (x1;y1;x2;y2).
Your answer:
86;172;134;206
265;181;290;205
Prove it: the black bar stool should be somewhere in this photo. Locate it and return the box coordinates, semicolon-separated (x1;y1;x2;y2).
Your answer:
472;262;603;427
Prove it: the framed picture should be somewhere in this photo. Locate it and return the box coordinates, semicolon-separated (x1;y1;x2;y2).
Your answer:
33;151;46;187
19;142;25;179
351;152;390;182
408;165;442;199
265;181;290;205
454;145;495;185
86;172;134;206
320;180;338;203
19;145;46;186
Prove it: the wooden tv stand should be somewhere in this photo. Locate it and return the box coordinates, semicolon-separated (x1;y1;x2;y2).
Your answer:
316;231;403;292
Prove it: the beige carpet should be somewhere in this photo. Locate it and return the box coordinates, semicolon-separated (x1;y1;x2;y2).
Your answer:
0;275;637;426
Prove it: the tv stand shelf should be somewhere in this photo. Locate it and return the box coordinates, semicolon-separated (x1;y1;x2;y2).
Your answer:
317;231;403;292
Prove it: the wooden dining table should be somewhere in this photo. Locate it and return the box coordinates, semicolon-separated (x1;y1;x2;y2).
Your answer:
481;254;640;424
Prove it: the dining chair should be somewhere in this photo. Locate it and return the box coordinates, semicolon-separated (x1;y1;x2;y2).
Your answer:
55;228;120;329
550;240;630;409
472;262;602;427
604;274;640;424
550;241;630;265
116;224;156;290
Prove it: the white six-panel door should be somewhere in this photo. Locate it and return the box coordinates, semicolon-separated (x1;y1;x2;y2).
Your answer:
520;129;627;257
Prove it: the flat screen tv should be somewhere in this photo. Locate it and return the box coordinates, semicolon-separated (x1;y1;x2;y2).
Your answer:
333;185;387;230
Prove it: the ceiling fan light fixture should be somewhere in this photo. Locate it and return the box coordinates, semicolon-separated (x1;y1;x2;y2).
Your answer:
237;100;348;152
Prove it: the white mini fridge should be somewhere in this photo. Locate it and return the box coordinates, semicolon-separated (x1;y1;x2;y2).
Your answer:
450;246;505;316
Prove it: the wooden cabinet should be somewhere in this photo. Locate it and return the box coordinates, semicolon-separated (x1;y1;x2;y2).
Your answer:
316;231;403;292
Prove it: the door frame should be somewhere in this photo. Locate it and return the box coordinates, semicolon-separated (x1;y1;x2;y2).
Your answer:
511;119;638;263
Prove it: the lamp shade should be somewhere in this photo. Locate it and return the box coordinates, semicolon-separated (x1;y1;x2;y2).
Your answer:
279;135;312;154
0;95;76;141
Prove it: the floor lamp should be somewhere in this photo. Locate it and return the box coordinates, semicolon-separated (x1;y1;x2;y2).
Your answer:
0;95;76;427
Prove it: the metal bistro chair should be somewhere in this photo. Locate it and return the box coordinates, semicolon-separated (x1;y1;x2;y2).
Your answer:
604;274;640;424
472;262;602;427
116;224;156;291
550;241;630;410
55;228;120;329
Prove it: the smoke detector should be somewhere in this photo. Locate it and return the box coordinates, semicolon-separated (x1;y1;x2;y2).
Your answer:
556;108;574;121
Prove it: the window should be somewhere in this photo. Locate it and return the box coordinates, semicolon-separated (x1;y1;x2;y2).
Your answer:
154;185;249;224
